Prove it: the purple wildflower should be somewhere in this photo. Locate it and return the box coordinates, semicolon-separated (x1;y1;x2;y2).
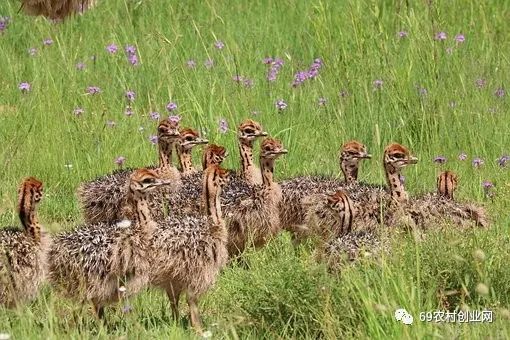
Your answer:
76;62;86;70
482;180;494;198
128;54;139;66
472;157;484;168
186;59;196;68
125;45;136;55
339;90;349;98
18;82;31;92
458;153;467;161
28;48;37;56
0;16;10;33
455;34;465;43
318;97;327;106
275;99;287;111
122;305;133;314
149;111;160;120
149;135;158;145
433;156;447;164
435;32;447;41
106;120;116;128
497;155;509;167
267;58;284;82
232;75;243;83
398;31;408;38
218;118;228;133
125;90;136;102
168;115;181;123
292;71;309;87
482;180;494;189
86;86;101;95
263;57;273;64
166;102;178;112
73;107;84;116
495;88;505;98
106;43;118;54
373;79;383;90
475;78;486;89
204;58;214;69
214;40;225;49
243;78;254;88
418;86;428;96
115;156;126;167
43;38;54;46
124;107;134;117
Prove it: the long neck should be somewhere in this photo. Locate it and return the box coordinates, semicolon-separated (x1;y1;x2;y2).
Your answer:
341;159;359;184
19;199;41;243
259;157;275;187
177;145;194;174
158;140;175;171
385;163;407;203
127;189;155;235
202;174;223;225
239;140;255;182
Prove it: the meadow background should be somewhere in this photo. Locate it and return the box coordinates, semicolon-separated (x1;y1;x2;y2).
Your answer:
1;0;509;338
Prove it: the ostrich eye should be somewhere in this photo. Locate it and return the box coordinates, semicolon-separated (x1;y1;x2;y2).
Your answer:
185;136;194;141
158;127;166;134
393;153;405;159
142;178;155;184
244;128;254;134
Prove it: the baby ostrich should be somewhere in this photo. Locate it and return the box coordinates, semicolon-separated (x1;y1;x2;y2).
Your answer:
390;170;488;229
353;143;419;228
176;127;208;175
279;140;372;242
0;177;48;308
237;119;268;185
150;165;230;334
48;169;169;319
225;138;287;257
78;118;181;224
307;191;387;270
20;0;98;20
149;144;228;220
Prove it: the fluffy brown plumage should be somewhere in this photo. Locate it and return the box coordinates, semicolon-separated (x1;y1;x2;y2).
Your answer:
0;177;49;308
307;190;388;271
149;144;228;220
48;169;170;319
280;140;372;241
226;138;287;257
77;119;181;224
149;165;230;334
20;0;97;20
385;170;489;229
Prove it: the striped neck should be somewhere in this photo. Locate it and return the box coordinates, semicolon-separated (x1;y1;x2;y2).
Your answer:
385;163;407;203
177;145;194;175
158;139;176;171
340;158;359;184
202;172;223;225
239;140;255;183
127;189;155;234
259;157;275;188
19;200;41;243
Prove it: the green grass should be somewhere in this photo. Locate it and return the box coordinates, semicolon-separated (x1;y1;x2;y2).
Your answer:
1;0;509;338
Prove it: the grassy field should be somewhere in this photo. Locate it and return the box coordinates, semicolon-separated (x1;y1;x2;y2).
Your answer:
1;0;509;338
